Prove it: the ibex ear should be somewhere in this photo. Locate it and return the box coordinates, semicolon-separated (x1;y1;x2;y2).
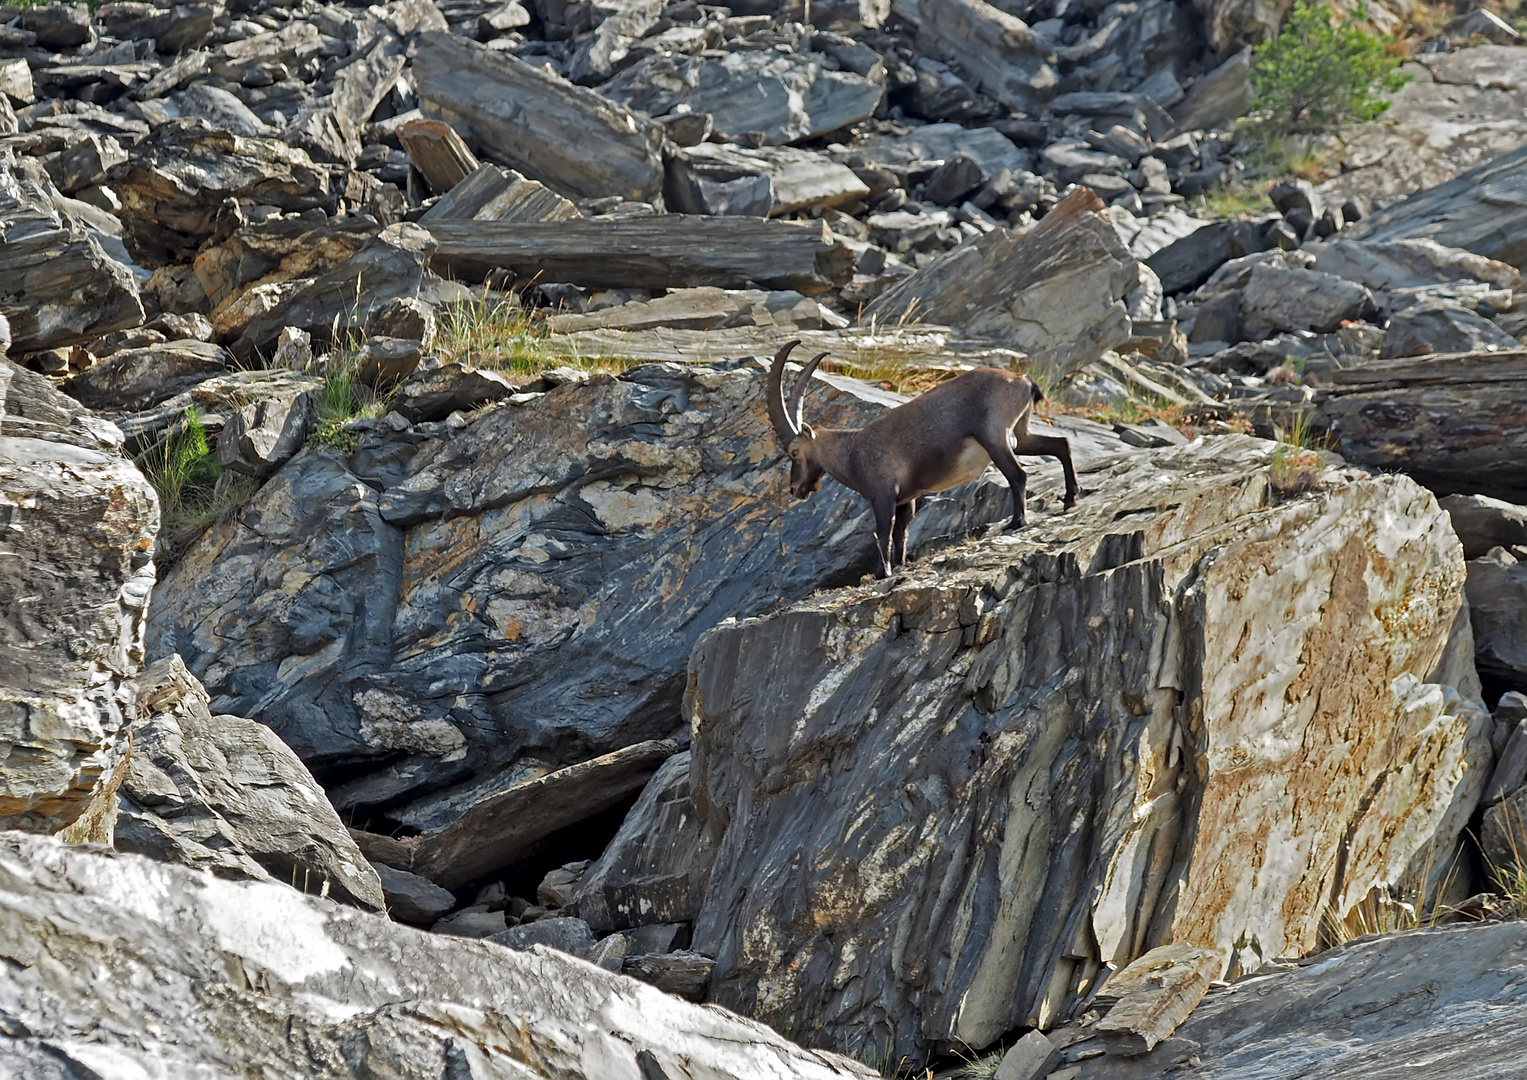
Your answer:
800;422;815;439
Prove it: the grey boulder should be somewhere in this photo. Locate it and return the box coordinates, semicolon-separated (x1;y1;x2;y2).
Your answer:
0;832;878;1079
1239;263;1375;336
115;654;387;913
1380;298;1520;358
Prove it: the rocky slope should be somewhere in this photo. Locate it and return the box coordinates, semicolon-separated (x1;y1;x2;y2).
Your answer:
0;0;1525;1072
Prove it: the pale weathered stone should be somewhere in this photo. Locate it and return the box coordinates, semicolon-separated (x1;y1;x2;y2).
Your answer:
1380;299;1520;358
1322;47;1527;206
1170;47;1253;130
216;386;314;478
0;832;879;1079
115;655;386;912
911;0;1057;112
1073;923;1527;1079
864;187;1137;381
1093;943;1224;1055
1239;264;1375;336
688;436;1489;1061
0;361;157;833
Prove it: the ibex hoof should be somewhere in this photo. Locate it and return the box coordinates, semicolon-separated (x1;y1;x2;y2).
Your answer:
1004;517;1027;533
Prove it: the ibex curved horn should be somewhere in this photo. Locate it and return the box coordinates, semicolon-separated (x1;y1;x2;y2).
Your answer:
788;351;830;433
767;340;803;445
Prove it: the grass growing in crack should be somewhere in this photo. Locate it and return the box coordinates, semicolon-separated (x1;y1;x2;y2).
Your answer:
1319;844;1467;949
307;345;391;454
434;288;641;379
138;408;258;564
1268;410;1330;494
848;1044;930;1079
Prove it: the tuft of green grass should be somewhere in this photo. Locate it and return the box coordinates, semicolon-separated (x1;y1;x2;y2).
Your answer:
435;287;642;379
138;408;258;564
1319;844;1468;949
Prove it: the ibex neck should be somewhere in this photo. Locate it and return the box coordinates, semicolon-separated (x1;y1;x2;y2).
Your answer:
809;428;862;491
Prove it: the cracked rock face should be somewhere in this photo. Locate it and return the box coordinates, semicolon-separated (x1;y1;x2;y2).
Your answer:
0;359;158;833
0;832;876;1080
686;435;1490;1063
145;362;1032;823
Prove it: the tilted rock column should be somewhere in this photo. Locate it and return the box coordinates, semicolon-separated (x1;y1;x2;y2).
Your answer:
0;360;158;831
686;435;1491;1063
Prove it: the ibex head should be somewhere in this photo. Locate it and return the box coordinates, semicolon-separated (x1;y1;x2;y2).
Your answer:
767;340;830;500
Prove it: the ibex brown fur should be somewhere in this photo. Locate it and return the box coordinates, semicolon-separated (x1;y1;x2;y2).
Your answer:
767;340;1079;578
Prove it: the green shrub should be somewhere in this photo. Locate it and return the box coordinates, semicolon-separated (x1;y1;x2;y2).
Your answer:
1250;0;1410;133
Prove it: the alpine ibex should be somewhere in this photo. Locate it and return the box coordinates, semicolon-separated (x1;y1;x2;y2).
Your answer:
767;340;1079;578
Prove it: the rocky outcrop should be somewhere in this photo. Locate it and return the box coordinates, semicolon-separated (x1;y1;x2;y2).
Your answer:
0;831;877;1079
1348;140;1527;269
0;359;158;833
1070;923;1527;1079
1317;349;1527;504
0;151;144;354
147;362;1101;834
1323;47;1527;206
686;435;1490;1062
863;188;1138;381
115;654;386;912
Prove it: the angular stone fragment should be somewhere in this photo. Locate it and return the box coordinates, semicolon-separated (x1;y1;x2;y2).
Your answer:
1309;236;1524;304
1465;548;1527;690
1439;493;1527;560
427;216;854;293
108;119;333;266
413;31;665;202
1380;299;1520;358
1350;141;1527;268
216;387;314;478
912;0;1057;112
417;162;581;224
688;436;1490;1060
193;215;379;313
850;122;1034;177
68;340;230;413
1073;923;1527;1080
397;117;480;194
230;222;450;362
114;655;386;912
1318;349;1527;503
572;752;701;933
490;916;598;956
1170;46;1253;131
0;153;144;353
390;360;516;422
374;861;456;924
864;187;1137;380
1093;943;1224;1055
414;739;680;889
19;3;92;49
602;49;882;147
624;951;715;1000
1239;263;1374;335
667;143;870;216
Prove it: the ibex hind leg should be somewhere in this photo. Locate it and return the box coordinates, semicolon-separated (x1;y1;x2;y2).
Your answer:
1013;432;1079;509
974;428;1029;530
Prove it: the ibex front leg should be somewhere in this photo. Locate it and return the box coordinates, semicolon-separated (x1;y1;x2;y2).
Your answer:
892;499;917;568
871;493;897;578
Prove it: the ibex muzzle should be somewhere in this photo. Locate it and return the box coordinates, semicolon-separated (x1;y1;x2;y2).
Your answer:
767;340;1079;578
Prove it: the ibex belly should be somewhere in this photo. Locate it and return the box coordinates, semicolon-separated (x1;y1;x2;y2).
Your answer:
918;438;993;496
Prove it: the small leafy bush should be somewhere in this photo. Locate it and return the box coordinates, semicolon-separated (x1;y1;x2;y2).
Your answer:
1250;0;1410;134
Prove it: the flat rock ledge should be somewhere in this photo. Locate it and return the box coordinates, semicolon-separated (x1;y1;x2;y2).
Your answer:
687;434;1491;1063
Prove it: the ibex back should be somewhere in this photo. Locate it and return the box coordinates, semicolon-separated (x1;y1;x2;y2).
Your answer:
767;340;1080;578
